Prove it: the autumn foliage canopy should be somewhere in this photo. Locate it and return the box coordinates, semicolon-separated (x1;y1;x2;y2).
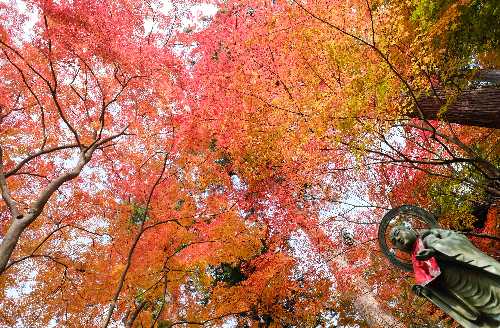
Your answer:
0;0;498;327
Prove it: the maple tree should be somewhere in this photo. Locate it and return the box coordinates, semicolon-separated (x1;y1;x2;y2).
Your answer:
0;0;183;273
0;1;335;326
0;0;498;327
181;0;499;325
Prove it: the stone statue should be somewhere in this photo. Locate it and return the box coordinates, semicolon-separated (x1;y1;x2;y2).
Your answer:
390;225;500;328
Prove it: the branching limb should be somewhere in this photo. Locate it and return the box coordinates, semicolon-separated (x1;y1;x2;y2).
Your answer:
125;300;148;328
3;223;69;272
101;152;170;328
4;144;80;178
0;147;21;219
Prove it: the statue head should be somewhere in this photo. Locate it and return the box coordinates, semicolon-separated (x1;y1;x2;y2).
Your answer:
390;225;417;253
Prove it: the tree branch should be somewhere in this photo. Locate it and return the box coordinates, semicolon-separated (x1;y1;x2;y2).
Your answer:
0;147;21;219
101;152;170;328
4;144;80;178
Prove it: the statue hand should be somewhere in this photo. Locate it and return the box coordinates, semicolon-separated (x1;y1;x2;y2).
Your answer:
416;248;435;261
412;284;424;297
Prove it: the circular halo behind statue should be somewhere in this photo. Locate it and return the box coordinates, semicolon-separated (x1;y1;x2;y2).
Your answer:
378;205;438;271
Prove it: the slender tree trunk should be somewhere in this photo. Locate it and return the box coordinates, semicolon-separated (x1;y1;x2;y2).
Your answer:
333;255;406;328
306;225;405;327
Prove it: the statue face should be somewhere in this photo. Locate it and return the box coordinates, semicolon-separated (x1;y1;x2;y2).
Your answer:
390;225;417;252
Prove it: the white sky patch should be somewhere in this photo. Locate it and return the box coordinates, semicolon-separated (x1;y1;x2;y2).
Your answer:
4;259;38;299
222;316;238;328
143;1;217;40
0;0;40;45
230;174;247;191
381;125;406;152
181;3;218;32
318;310;339;328
80;165;109;193
289;230;332;279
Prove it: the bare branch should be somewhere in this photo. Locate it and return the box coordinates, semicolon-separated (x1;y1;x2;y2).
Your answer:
291;0;430;122
4;223;70;272
101;152;170;328
0;126;127;274
169;311;250;327
4;144;80;178
125;301;148;328
365;0;376;46
0;48;48;149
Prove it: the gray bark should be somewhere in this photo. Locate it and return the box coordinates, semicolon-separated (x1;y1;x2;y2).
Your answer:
0;151;91;273
0;218;30;272
0;129;125;274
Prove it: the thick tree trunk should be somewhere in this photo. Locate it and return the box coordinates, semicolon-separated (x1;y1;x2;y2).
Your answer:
411;69;500;129
415;86;500;129
0;218;30;273
475;69;500;85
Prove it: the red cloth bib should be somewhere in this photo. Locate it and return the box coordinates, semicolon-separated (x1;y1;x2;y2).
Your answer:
411;238;441;285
